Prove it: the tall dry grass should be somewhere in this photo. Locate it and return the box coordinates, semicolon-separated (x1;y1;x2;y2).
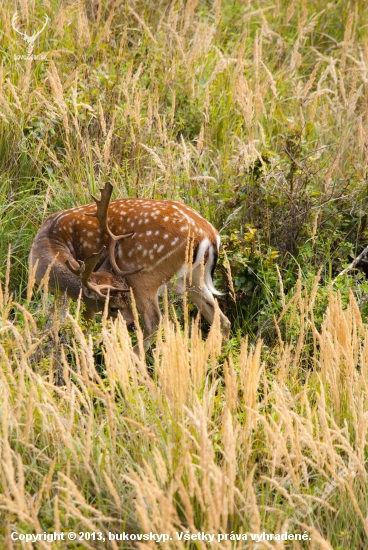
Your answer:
0;261;367;548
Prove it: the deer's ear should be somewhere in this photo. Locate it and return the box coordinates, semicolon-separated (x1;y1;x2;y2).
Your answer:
83;288;97;299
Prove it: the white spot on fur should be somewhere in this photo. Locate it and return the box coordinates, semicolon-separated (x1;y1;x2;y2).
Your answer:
157;244;164;253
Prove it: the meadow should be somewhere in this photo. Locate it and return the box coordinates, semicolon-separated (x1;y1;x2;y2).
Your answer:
0;0;368;548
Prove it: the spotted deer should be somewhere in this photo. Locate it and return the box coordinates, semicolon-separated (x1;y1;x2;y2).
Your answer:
30;182;230;348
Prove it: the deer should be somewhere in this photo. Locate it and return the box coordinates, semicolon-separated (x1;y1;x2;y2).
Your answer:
30;182;231;350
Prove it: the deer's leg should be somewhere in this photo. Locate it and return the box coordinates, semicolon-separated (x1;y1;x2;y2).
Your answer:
133;292;161;351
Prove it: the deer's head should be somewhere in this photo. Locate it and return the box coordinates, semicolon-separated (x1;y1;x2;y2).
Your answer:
65;184;140;327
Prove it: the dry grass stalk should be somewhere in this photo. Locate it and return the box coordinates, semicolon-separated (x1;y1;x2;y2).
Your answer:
128;6;157;44
223;248;236;303
47;60;70;150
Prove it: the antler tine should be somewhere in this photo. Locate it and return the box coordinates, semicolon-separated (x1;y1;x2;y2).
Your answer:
80;247;107;286
86;182;142;277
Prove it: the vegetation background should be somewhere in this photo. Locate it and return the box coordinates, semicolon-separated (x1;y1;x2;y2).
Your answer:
0;0;367;548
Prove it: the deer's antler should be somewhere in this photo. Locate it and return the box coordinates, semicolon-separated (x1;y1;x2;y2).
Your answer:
86;182;142;277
